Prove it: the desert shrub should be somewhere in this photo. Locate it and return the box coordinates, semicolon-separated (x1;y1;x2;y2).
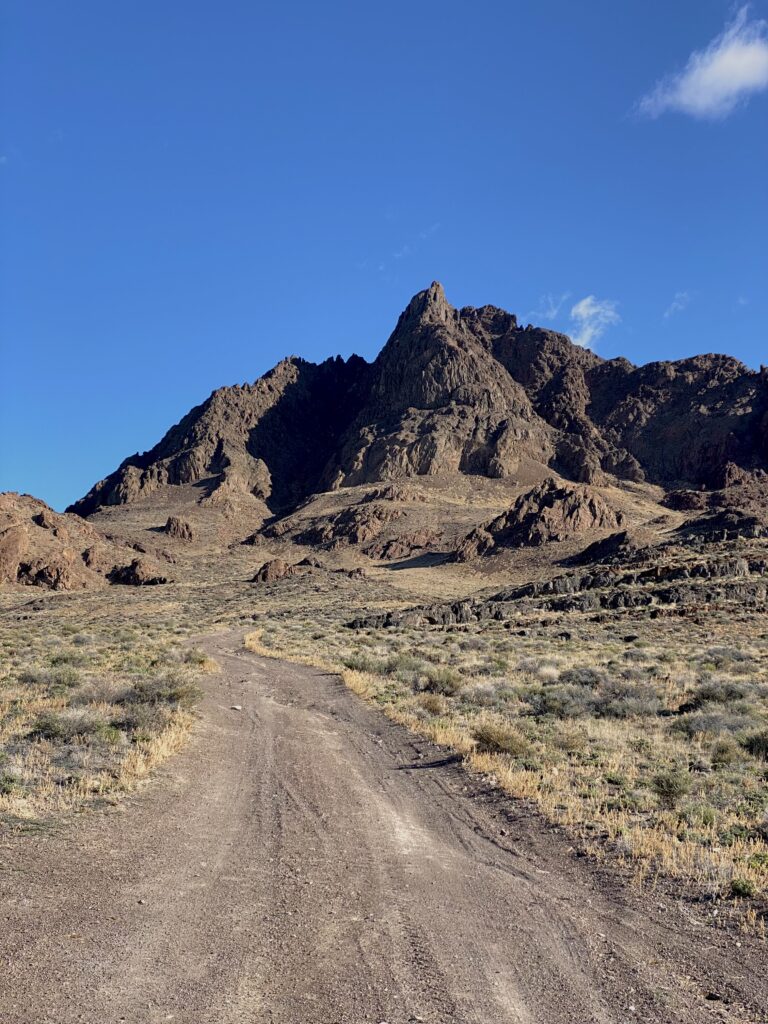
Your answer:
458;637;486;652
473;719;532;757
697;647;754;675
182;648;209;666
559;667;609;688
423;666;462;696
113;702;171;737
342;652;382;674
650;768;691;809
551;729;587;754
687;679;746;708
50;650;90;667
672;710;756;739
418;693;445;715
742;729;768;761
70;679;130;706
711;738;743;768
31;707;109;742
125;671;201;708
0;771;19;795
730;877;757;899
594;681;660;719
18;665;80;689
526;685;592;719
383;652;424;675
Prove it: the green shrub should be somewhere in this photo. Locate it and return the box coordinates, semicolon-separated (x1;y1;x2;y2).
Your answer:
0;772;19;796
423;666;463;696
673;710;755;739
711;738;742;768
31;708;107;742
124;671;201;708
742;729;768;761
650;769;691;809
730;877;757;899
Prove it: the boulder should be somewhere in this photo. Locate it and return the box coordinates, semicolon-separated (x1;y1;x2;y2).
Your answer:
162;516;194;541
107;558;168;586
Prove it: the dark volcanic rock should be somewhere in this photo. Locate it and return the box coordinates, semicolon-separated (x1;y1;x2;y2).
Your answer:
107;558;168;586
455;479;623;560
269;503;405;550
67;283;768;519
364;529;442;560
676;509;768;543
252;558;294;583
163;516;194;541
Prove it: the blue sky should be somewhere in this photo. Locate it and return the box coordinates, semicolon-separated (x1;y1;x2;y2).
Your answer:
2;1;767;510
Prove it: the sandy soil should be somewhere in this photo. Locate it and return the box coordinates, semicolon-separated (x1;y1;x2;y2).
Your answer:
1;632;766;1024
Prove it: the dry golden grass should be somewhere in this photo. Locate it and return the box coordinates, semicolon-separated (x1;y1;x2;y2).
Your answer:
0;615;212;823
249;605;768;923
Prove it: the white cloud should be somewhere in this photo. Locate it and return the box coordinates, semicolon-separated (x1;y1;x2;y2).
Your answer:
664;290;691;318
569;295;620;349
639;6;768;119
529;291;570;321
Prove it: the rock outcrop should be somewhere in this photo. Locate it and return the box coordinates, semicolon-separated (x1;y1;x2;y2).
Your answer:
364;529;443;561
454;480;623;560
107;558;169;586
251;558;299;584
0;493;159;590
162;516;194;541
266;503;405;550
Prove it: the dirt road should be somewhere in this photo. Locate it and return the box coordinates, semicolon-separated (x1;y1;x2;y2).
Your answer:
1;632;766;1024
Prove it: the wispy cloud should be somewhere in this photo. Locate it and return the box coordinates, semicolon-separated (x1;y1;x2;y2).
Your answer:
569;295;620;349
638;6;768;119
377;222;441;272
664;290;691;318
529;291;570;321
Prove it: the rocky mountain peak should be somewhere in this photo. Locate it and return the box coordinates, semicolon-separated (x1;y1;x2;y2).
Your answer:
396;280;452;329
66;283;768;519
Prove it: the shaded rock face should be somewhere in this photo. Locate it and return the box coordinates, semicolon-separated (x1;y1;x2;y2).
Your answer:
107;558;168;586
69;356;371;517
266;503;405;550
163;516;194;542
364;529;443;561
68;283;768;519
455;480;624;560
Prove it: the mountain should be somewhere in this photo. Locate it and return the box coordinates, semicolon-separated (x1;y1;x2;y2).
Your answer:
68;282;768;519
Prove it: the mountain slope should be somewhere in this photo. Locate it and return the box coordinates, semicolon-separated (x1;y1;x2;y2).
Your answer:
68;282;768;518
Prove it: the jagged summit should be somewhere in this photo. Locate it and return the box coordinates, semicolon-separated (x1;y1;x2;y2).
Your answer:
68;283;768;519
395;280;452;327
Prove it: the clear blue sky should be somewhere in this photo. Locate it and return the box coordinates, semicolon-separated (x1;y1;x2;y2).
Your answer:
2;1;767;510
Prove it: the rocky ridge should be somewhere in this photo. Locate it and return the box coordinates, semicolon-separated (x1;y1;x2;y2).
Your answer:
66;284;768;521
0;493;170;591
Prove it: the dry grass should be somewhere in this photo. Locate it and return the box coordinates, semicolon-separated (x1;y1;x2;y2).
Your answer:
0;615;213;823
250;606;768;923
